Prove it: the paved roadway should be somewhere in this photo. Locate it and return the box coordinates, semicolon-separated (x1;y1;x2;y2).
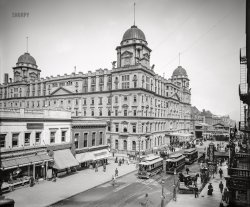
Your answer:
50;171;175;207
50;158;201;207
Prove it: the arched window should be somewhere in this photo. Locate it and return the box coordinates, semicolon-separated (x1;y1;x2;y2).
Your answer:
124;140;127;150
115;140;119;149
123;127;127;133
132;141;136;151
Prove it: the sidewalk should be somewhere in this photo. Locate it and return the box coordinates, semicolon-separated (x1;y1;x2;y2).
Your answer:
4;159;136;207
166;162;228;207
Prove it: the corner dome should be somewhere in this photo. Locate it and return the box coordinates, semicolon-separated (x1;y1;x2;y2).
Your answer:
172;66;188;77
17;52;37;66
122;25;146;41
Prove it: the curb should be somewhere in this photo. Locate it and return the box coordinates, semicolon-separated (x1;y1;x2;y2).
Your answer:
47;167;137;207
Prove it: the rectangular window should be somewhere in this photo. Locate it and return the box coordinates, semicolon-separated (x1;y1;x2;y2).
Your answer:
133;125;136;133
99;132;103;145
108;123;111;132
91;98;94;105
124;96;127;101
124;110;127;116
12;133;19;147
83;98;87;105
35;132;41;144
24;133;30;146
99;97;102;105
0;134;6;148
133;110;137;116
50;131;55;143
92;132;96;146
61;131;66;142
74;133;79;148
99;109;102;116
134;96;137;102
84;133;88;147
115;124;119;132
108;97;111;105
115;96;118;103
115;109;118;116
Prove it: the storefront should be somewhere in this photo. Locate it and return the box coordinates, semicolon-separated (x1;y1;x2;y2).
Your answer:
76;149;110;168
52;149;79;176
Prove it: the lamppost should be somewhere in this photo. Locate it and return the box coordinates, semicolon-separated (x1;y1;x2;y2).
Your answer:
174;168;176;185
138;136;141;162
161;180;165;207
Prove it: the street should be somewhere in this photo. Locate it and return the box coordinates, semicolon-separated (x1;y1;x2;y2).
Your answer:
50;159;201;207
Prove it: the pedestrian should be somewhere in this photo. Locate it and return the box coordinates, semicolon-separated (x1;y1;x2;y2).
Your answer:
219;181;224;194
173;185;177;201
115;168;118;177
103;163;106;172
194;185;199;198
122;157;125;164
186;167;190;174
140;193;151;206
112;175;116;187
219;168;223;179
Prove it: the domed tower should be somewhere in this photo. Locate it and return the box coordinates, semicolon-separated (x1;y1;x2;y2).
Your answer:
12;52;41;82
172;66;189;88
116;25;152;69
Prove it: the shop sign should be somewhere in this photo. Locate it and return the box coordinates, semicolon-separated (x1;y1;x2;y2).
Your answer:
27;123;44;129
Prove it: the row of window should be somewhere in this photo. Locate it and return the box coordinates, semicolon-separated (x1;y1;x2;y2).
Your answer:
74;132;103;148
113;136;165;150
0;131;67;148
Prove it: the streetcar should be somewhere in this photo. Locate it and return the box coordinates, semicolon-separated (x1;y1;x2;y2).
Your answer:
138;155;163;179
165;153;186;174
183;148;198;164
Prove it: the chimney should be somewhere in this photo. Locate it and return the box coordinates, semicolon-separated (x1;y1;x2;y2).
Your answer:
4;73;8;84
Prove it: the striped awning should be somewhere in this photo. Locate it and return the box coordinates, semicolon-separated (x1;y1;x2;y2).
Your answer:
53;149;79;170
1;154;53;170
76;152;94;163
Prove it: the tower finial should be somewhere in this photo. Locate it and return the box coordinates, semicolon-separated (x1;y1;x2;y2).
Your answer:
134;2;136;26
26;36;29;53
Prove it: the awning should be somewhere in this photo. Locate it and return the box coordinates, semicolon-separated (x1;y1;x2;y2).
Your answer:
76;152;94;163
1;154;53;170
53;149;79;170
93;149;110;161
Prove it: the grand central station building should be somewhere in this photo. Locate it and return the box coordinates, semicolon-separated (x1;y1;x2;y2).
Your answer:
0;24;192;155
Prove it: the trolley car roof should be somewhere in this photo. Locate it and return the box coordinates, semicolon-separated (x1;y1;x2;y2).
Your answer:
184;148;197;154
166;155;185;162
139;157;163;166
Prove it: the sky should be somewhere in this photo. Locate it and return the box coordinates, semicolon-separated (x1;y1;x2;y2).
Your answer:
0;0;246;121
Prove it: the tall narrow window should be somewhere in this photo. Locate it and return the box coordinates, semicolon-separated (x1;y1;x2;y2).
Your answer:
115;140;119;149
0;134;6;148
132;141;136;151
84;133;88;147
35;132;41;144
124;140;127;150
99;132;103;145
61;131;66;142
50;131;55;143
12;133;19;147
75;133;79;148
92;132;96;146
24;133;31;146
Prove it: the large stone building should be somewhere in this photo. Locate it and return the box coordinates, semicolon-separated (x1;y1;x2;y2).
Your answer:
0;24;192;154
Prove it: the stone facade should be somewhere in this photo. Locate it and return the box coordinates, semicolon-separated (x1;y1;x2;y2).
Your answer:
0;24;192;153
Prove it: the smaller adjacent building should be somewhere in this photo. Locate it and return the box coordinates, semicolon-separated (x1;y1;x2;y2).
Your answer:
72;118;109;169
0;108;72;187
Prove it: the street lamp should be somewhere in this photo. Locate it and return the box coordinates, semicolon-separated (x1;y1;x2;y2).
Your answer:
174;168;176;185
161;180;165;207
138;136;141;163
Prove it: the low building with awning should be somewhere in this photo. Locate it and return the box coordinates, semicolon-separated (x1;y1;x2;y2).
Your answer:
52;149;79;170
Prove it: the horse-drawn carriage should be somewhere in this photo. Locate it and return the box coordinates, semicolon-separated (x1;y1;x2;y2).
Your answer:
178;173;199;194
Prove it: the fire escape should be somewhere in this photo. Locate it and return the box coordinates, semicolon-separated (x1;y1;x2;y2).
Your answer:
239;47;249;132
